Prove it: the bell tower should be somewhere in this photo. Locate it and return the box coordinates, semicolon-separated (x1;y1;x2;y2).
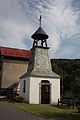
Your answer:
23;16;59;77
31;16;49;48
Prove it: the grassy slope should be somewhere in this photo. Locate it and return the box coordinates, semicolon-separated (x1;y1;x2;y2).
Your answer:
16;103;80;120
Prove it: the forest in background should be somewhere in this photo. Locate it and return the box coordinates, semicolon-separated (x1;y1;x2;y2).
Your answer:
51;59;80;98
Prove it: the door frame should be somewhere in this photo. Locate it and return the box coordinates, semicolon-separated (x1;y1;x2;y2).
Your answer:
39;81;51;104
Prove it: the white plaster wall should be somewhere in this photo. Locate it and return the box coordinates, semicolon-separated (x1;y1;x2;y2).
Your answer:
20;76;30;102
29;76;60;105
50;78;60;104
29;77;41;104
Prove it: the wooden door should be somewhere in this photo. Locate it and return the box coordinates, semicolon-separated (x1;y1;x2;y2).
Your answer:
41;84;50;104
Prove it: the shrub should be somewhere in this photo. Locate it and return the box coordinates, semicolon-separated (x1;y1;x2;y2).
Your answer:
7;94;25;103
77;106;80;113
78;96;80;101
7;94;16;101
76;96;80;107
14;96;25;103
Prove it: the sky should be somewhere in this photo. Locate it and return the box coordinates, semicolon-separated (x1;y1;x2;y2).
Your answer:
0;0;80;59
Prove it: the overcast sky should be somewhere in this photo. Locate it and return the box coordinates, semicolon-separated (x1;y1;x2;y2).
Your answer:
0;0;80;59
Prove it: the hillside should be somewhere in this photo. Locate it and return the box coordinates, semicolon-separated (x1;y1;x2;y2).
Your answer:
51;59;80;98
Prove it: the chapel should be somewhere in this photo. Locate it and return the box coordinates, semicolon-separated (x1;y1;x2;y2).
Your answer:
20;16;60;104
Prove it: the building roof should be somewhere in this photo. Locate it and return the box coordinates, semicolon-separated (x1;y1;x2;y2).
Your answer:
20;47;60;79
0;46;31;59
31;27;49;40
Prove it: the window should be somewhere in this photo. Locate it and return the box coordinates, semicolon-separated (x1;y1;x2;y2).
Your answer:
41;80;50;83
23;80;26;93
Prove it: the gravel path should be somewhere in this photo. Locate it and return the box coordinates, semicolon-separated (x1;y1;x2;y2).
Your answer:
0;101;43;120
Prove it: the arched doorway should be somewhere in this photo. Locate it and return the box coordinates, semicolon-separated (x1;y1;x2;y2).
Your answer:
41;80;50;104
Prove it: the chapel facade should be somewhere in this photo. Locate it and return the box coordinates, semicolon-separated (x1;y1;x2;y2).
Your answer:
20;16;60;104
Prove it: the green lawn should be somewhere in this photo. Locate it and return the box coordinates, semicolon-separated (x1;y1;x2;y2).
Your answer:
16;103;80;120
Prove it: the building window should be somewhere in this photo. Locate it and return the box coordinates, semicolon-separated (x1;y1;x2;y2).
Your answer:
41;80;50;83
23;80;26;93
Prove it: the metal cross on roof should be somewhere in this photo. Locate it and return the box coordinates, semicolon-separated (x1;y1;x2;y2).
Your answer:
39;15;42;27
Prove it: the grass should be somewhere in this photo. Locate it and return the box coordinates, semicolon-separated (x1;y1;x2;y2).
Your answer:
16;103;80;120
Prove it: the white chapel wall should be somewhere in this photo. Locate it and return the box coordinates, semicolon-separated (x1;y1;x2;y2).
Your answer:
29;77;41;104
20;76;30;102
51;78;60;104
29;76;60;105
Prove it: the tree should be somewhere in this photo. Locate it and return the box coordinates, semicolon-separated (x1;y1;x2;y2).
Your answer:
51;59;80;98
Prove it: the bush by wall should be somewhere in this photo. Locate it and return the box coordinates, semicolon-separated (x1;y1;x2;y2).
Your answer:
7;94;25;103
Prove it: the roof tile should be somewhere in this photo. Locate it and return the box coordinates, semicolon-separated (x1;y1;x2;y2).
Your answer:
0;46;31;59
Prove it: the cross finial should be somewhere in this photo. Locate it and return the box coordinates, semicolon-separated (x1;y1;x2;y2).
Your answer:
39;15;42;27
